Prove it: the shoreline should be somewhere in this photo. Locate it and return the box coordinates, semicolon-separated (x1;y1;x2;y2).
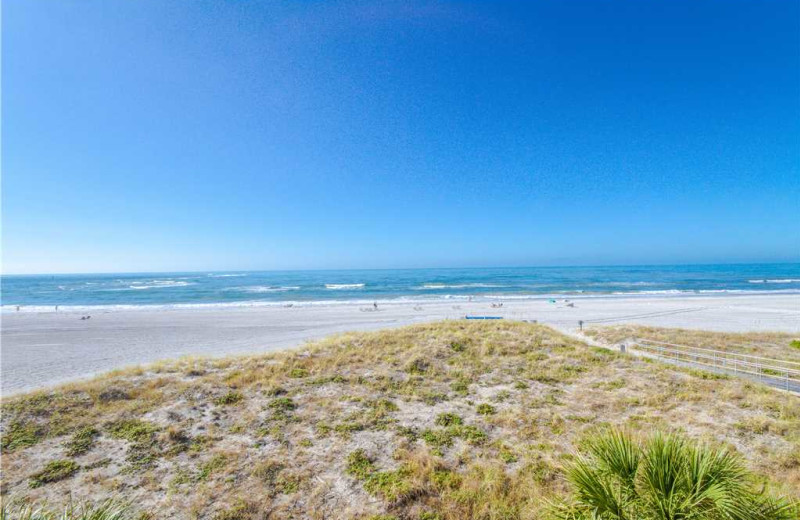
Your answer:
4;288;800;314
2;292;799;396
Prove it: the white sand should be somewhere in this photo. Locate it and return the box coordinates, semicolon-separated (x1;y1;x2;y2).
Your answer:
2;293;798;395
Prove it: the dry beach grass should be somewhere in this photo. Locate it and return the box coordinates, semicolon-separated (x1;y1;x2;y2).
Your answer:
584;324;800;362
1;321;798;519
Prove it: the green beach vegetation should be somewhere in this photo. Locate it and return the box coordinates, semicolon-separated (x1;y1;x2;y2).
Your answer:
552;429;796;520
1;321;797;519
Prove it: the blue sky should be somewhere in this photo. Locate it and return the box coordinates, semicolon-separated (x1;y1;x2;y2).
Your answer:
3;0;799;274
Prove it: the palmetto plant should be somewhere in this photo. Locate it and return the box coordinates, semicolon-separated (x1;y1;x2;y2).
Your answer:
552;429;797;520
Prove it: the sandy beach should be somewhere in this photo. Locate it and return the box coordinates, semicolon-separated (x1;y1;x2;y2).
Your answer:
2;293;798;395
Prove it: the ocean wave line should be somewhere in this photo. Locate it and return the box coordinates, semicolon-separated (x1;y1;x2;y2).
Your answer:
129;280;195;290
325;283;365;290
3;288;800;313
237;286;301;293
417;283;506;290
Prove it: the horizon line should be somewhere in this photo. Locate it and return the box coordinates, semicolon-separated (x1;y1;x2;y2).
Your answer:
3;260;800;277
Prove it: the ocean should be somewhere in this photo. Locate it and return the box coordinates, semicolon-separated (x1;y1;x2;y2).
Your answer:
2;264;799;312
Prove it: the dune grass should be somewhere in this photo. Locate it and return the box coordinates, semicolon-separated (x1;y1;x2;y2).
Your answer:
0;499;135;520
584;325;800;362
1;321;798;519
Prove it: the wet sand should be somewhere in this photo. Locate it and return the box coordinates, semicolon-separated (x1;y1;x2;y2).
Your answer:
2;293;798;395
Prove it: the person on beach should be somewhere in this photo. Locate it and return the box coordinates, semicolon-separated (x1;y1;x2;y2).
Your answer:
373;301;378;310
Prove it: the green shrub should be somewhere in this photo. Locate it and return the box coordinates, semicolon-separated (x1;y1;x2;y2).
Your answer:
29;459;80;488
1;421;43;453
498;445;517;463
449;341;466;352
476;403;496;415
435;413;463;427
107;419;159;442
65;426;99;456
288;368;309;378
346;449;376;480
214;391;244;406
421;424;487;451
368;398;399;413
421;428;455;449
454;425;487;445
364;467;414;501
431;469;462;491
268;397;296;412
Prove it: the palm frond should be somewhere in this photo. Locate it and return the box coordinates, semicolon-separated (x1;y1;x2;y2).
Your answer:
568;454;632;519
638;431;688;520
586;429;640;494
552;429;798;520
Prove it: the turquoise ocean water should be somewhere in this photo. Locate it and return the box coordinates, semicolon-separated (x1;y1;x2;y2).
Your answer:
2;264;799;311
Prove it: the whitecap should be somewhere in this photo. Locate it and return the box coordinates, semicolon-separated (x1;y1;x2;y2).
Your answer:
237;286;300;293
325;283;365;290
128;280;195;290
611;289;686;295
417;283;505;290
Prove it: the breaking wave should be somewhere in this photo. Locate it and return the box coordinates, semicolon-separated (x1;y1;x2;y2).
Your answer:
128;280;195;290
237;286;300;293
325;283;365;290
417;283;506;290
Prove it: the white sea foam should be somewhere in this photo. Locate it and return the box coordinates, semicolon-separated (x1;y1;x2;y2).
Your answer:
238;286;300;293
4;288;799;314
128;280;195;290
697;289;749;294
626;289;685;295
484;294;545;300
325;283;365;290
748;279;800;284
3;298;393;313
586;281;655;287
418;283;505;290
207;273;247;278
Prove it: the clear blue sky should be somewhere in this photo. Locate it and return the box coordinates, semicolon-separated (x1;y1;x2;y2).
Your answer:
3;0;799;274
